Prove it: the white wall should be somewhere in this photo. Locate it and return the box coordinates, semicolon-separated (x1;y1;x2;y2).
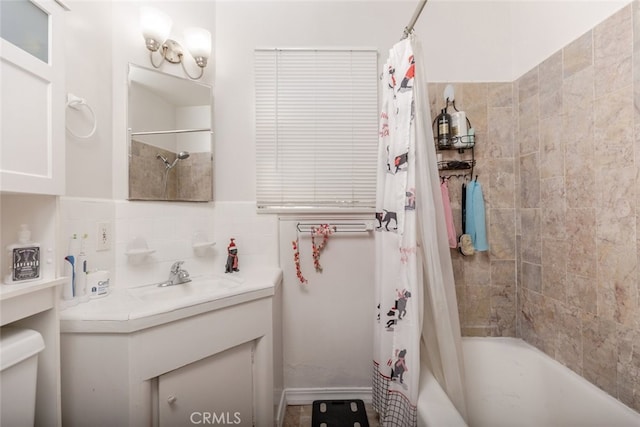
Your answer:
64;0;113;199
278;218;375;389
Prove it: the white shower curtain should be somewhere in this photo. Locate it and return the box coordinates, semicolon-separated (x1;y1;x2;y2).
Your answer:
373;36;468;426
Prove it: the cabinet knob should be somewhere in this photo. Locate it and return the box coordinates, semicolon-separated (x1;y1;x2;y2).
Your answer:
167;395;177;405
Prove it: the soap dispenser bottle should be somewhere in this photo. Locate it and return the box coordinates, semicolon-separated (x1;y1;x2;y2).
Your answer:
436;107;452;147
5;224;41;284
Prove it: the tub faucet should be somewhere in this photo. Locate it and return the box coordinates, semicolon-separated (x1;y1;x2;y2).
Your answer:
160;261;191;286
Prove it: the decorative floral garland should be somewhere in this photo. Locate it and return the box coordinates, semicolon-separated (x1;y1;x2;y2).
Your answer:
291;224;336;284
291;238;307;284
311;224;335;272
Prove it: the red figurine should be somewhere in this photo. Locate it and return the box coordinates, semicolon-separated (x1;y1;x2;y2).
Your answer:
225;238;239;273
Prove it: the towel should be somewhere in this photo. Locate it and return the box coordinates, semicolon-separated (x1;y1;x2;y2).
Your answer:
465;180;489;251
440;180;458;248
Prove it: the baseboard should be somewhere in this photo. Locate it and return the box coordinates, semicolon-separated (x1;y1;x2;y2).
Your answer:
275;387;373;426
284;387;372;405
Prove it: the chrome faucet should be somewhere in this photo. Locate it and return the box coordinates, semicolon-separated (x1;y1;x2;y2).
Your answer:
159;261;191;287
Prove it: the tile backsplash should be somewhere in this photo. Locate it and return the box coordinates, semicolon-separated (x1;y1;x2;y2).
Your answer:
59;198;278;289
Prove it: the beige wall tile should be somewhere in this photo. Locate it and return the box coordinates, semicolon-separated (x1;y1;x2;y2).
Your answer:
521;261;542;293
489;208;516;260
541;238;568;302
593;86;634;169
616;323;640;409
540;176;566;239
582;314;618;396
518;96;540;156
518;67;539;101
563;31;593;79
487;158;515;209
594;4;632;67
520;153;540;208
488;82;513;108
555;300;583;374
520;208;542;264
539;113;564;179
487;107;514;158
566;208;597;278
566;273;597;314
540;51;563;95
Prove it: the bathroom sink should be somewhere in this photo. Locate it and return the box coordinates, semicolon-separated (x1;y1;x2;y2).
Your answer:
128;275;243;305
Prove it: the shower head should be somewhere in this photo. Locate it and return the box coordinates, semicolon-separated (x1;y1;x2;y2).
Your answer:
167;151;190;169
158;151;190;169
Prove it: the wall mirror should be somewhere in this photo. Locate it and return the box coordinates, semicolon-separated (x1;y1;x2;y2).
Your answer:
127;64;213;202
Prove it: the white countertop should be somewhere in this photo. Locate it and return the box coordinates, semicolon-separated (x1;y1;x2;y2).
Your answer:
60;267;282;334
0;276;66;301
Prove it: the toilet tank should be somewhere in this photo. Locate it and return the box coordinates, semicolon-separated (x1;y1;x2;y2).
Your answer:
0;327;45;427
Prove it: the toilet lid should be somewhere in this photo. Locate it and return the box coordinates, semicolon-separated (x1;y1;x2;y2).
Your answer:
0;328;45;371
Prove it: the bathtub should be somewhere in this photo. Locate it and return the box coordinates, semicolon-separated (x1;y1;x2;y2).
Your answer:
417;337;640;427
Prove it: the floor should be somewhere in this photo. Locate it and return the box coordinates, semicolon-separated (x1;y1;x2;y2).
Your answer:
283;403;381;427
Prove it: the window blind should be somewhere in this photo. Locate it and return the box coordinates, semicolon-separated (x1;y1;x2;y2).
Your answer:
255;48;378;210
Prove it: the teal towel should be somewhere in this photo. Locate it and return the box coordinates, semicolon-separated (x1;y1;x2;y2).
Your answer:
465;181;489;251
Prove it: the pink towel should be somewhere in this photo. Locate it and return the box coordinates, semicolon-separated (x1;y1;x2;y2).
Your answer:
441;180;458;248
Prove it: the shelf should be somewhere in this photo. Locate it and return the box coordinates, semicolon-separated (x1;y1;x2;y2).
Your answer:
436;134;476;178
125;237;155;264
438;160;475;171
125;248;156;256
436;135;475;151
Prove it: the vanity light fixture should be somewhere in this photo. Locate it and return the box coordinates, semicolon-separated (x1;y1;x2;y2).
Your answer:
140;7;211;80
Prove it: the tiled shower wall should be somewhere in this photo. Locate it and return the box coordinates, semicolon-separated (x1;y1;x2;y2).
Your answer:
430;2;640;412
129;140;213;201
428;82;517;337
516;3;640;411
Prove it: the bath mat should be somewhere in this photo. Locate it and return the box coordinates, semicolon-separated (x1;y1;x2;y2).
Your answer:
311;399;370;427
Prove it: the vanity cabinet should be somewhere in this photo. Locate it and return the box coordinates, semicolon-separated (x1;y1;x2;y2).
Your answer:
60;269;281;427
0;0;66;195
158;342;254;427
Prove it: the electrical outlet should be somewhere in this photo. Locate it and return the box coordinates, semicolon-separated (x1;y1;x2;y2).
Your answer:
96;221;112;251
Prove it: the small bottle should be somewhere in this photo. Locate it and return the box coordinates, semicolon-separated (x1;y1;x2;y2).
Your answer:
451;111;468;148
5;224;41;284
436;108;452;147
467;127;476;147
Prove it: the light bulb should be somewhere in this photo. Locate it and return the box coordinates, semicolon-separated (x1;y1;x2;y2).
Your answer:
184;27;211;67
140;7;172;51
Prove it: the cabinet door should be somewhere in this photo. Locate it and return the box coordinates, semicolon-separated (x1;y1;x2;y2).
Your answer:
158;342;254;427
0;0;65;195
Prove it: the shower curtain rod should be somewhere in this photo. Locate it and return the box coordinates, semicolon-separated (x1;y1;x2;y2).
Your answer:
130;128;211;136
402;0;428;39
